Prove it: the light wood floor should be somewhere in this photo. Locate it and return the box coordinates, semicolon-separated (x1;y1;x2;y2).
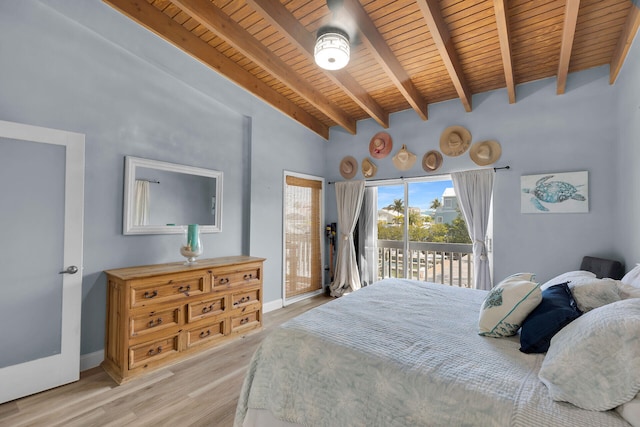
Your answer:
0;294;332;427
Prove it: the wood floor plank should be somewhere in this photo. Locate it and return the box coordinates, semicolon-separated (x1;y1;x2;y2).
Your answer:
0;294;332;427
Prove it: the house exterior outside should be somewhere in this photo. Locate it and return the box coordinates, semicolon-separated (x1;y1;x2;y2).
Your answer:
434;188;460;225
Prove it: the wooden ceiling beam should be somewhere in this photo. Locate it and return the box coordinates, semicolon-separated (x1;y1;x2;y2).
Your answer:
416;0;472;112
102;0;329;139
609;2;640;84
246;0;389;129
493;0;516;103
342;0;429;121
556;0;580;95
171;0;357;135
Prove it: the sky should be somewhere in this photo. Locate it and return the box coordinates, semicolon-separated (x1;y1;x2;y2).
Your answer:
376;180;452;212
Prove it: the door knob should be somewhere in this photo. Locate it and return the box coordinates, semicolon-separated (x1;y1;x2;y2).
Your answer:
59;265;79;275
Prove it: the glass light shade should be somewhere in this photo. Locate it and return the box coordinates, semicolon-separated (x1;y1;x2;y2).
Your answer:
314;30;350;71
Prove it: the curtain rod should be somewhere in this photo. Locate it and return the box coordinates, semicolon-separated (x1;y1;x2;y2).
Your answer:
328;165;510;185
136;178;160;184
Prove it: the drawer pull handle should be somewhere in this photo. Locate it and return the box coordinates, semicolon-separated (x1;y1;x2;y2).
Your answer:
219;278;230;285
244;273;253;280
148;318;163;328
200;330;211;338
202;304;214;314
147;346;163;356
240;317;249;325
234;296;251;306
144;290;158;299
178;285;191;293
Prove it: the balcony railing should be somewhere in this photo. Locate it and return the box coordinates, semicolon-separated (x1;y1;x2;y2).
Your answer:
377;240;474;288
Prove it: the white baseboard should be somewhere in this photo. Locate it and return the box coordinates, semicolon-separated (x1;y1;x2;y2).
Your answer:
80;350;104;372
263;298;283;313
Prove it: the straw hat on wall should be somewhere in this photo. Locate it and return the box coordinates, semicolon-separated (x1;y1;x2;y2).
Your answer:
369;132;393;159
392;144;417;171
339;156;358;179
469;140;501;166
422;150;443;172
362;157;377;178
440;125;472;157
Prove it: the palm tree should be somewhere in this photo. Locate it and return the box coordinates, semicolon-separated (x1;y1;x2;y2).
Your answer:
408;210;424;227
430;198;442;210
386;198;404;224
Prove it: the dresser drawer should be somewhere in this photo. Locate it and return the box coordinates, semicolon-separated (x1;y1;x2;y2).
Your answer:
129;335;179;369
230;309;261;335
130;306;182;339
130;272;209;308
230;287;261;312
185;319;227;349
212;265;261;290
187;295;227;323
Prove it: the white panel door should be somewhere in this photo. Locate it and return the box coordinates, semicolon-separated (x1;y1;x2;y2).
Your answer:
0;120;84;404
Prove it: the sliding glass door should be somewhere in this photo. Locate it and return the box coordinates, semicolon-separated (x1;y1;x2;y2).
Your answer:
361;177;474;287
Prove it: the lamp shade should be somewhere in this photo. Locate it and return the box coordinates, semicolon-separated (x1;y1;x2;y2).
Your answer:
314;27;350;70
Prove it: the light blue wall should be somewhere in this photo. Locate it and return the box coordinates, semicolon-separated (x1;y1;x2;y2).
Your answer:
1;0;637;361
326;65;624;284
0;0;324;357
615;28;640;270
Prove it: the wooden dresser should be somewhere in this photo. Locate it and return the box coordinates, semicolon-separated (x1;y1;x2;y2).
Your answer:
102;255;265;384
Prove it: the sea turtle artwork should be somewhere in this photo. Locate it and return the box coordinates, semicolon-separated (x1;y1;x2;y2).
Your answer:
522;175;586;212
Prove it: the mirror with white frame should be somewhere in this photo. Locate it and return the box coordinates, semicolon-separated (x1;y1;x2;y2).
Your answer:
123;156;222;235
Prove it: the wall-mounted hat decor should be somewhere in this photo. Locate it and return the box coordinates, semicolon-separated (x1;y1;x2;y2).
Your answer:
422;150;443;172
361;157;377;178
369;132;393;159
440;125;471;157
339;155;358;179
392;144;417;171
469;140;501;166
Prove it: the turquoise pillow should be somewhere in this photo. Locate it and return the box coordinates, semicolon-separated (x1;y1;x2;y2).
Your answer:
519;282;582;353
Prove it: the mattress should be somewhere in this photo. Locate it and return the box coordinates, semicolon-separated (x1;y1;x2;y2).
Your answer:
235;279;629;426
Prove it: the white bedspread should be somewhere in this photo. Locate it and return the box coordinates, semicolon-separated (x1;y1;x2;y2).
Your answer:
235;279;629;426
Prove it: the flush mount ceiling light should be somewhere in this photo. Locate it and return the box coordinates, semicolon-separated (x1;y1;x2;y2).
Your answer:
314;27;350;71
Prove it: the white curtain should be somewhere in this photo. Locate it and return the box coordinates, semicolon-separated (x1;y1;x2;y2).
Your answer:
134;179;150;226
330;180;365;297
451;169;495;290
358;187;378;287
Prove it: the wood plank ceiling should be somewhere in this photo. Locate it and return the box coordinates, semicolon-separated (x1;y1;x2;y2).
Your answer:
105;0;640;140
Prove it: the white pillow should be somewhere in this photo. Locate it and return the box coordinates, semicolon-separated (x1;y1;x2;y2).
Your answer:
539;298;640;411
622;264;640;287
618;281;640;299
540;270;596;291
478;273;541;337
616;393;640;427
568;277;621;312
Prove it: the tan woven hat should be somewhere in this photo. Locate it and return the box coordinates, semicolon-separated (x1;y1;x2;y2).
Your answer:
392;144;417;171
422;150;443;172
361;157;377;178
440;125;472;157
469;140;501;166
339;155;358;179
369;132;393;159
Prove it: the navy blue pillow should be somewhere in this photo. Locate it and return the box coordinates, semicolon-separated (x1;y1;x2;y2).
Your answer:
519;282;582;353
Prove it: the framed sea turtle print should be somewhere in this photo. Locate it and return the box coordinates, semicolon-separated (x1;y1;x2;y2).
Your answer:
521;171;588;214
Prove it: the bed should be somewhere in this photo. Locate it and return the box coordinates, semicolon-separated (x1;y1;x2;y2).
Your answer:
235;261;640;427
